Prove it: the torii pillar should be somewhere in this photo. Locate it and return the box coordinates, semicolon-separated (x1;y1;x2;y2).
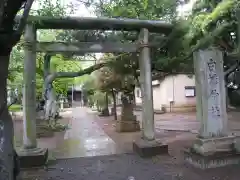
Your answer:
184;48;240;169
17;23;48;168
133;28;168;157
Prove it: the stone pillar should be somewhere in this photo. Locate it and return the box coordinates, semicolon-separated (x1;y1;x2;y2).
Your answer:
18;24;48;168
184;48;240;169
23;24;37;149
194;48;228;138
115;92;140;132
139;28;154;140
139;57;145;134
133;28;168;157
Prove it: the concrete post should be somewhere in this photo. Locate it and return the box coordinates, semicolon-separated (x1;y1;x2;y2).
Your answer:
193;48;228;138
184;48;240;169
139;28;155;140
19;24;48;168
139;45;145;135
23;24;37;149
133;29;168;157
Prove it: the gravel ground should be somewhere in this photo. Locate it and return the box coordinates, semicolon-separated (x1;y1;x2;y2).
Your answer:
21;149;240;180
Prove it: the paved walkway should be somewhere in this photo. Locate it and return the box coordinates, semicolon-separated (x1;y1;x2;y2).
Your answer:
121;109;240;135
15;107;240;161
21;107;240;180
14;107;120;160
52;107;119;159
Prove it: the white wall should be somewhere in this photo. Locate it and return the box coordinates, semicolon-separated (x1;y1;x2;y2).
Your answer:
135;74;196;112
162;74;196;107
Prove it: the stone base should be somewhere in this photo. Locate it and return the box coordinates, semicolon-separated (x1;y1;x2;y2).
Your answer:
184;148;240;169
192;136;236;156
133;139;168;157
18;148;48;168
110;107;116;115
115;120;140;132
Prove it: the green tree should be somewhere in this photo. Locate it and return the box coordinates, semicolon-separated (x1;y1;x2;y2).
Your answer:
0;0;34;179
92;0;240;73
7;0;78;102
1;0;77;178
91;0;191;75
95;53;137;119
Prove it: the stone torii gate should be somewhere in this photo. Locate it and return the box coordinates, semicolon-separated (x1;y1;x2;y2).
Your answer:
19;15;173;167
19;13;240;168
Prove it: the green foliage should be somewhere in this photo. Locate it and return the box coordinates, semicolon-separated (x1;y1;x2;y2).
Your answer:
8;0;82;99
9;0;240;102
81;75;96;91
93;0;191;75
8;44;24;83
95;53;136;94
30;0;75;17
9;104;22;112
94;91;106;106
50;54;82;95
91;91;110;109
92;0;240;75
181;0;240;49
96;0;182;21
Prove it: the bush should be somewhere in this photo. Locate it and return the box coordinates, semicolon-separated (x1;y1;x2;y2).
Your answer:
9;104;22;112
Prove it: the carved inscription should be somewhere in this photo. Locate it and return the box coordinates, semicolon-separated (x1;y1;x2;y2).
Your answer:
207;58;221;118
207;59;219;85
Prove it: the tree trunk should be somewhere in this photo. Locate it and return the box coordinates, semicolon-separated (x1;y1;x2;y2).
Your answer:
121;92;135;121
101;93;109;116
96;100;101;112
43;55;59;122
44;83;58;122
132;89;136;106
0;53;14;180
111;89;117;120
43;54;51;100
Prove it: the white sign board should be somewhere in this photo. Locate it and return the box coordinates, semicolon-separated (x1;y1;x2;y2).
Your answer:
152;80;160;86
185;88;195;97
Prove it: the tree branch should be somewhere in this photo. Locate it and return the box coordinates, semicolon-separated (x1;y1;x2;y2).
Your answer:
46;61;108;84
154;22;233;74
43;54;52;78
224;62;240;77
16;0;34;33
12;0;34;45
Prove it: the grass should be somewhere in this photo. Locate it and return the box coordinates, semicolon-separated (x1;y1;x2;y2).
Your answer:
8;104;22;112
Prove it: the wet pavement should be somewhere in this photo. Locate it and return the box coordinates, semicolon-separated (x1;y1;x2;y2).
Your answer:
14;107;120;160
53;107;118;158
128;109;240;135
14;107;240;161
18;107;240;180
14;107;240;160
21;153;185;180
